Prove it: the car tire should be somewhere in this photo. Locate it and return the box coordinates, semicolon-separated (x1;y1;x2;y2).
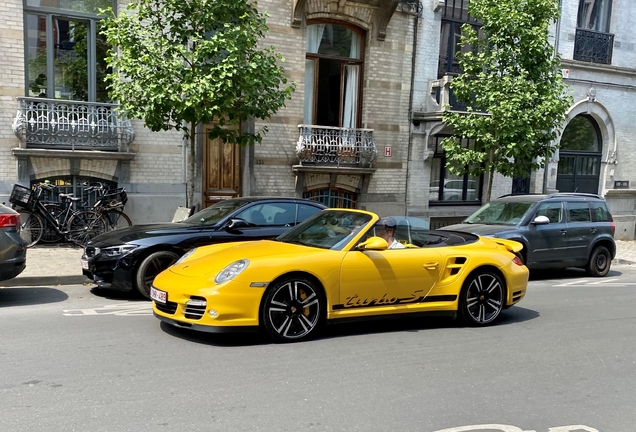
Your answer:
585;246;611;277
135;251;180;299
261;276;324;343
459;269;505;326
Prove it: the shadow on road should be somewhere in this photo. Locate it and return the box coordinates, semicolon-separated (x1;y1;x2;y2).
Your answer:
158;304;539;346
529;267;623;281
159;321;265;346
0;287;68;307
89;286;146;302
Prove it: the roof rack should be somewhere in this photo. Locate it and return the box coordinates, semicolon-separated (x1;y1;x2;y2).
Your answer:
497;193;545;199
547;192;602;199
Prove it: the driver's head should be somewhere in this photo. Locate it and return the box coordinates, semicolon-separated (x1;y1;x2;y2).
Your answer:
380;217;397;234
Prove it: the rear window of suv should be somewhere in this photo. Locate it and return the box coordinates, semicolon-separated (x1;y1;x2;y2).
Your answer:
591;202;612;222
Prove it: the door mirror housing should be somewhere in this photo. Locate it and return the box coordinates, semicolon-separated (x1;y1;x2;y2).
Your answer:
226;218;249;230
358;236;389;251
532;215;550;225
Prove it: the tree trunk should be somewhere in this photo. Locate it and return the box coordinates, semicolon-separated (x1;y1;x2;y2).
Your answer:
186;122;197;209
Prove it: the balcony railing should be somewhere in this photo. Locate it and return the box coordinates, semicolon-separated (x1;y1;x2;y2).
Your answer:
573;28;614;65
12;97;135;151
296;125;377;167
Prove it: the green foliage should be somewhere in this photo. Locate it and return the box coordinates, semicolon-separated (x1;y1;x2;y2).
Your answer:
101;0;295;145
441;0;573;197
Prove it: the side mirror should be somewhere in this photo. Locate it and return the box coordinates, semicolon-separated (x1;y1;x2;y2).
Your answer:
226;218;249;230
358;236;389;251
532;215;550;225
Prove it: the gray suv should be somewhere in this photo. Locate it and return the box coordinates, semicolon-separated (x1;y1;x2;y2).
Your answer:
441;193;616;276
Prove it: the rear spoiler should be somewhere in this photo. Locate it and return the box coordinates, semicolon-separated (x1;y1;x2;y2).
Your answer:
492;238;523;254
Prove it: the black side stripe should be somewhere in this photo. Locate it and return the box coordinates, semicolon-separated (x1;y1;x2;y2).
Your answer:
332;295;458;310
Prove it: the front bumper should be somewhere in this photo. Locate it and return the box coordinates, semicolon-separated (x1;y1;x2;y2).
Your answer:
82;254;135;291
154;312;258;333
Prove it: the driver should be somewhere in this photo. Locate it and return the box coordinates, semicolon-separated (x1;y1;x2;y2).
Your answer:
379;217;405;249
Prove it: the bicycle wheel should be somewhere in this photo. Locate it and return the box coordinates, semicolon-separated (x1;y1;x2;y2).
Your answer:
18;210;44;248
40;204;65;243
101;209;132;231
66;210;107;247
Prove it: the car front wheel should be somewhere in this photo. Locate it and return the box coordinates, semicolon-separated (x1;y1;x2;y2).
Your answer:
135;251;180;298
460;270;505;326
586;246;611;277
261;277;324;342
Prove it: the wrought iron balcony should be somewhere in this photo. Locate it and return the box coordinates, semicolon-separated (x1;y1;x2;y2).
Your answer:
12;97;135;151
573;28;614;65
296;125;377;168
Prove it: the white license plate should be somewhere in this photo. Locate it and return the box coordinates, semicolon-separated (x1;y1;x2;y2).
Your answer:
150;287;167;304
81;258;89;270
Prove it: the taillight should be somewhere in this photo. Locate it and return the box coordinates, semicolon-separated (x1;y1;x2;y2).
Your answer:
512;256;524;266
0;214;19;228
610;221;615;234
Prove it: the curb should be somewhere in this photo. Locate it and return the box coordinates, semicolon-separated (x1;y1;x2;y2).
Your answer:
0;275;92;288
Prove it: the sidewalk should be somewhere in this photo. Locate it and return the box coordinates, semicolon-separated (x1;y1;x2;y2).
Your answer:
1;240;636;288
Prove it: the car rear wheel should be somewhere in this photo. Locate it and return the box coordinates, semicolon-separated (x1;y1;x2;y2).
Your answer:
586;246;611;277
460;270;505;326
135;251;180;299
261;277;324;342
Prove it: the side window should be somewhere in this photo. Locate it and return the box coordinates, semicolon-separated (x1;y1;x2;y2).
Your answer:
297;204;322;224
264;203;296;226
567;202;592;223
591;202;612;222
534;202;563;223
235;206;267;226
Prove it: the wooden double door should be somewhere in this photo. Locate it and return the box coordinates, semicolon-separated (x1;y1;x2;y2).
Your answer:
203;126;241;208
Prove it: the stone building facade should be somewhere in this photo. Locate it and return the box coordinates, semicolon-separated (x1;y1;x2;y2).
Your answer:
1;0;636;238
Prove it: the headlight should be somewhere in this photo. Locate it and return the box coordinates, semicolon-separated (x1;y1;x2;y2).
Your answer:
100;245;138;258
214;259;250;284
175;248;197;265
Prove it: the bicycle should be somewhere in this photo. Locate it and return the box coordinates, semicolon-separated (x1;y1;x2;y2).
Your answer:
84;182;132;231
10;183;106;248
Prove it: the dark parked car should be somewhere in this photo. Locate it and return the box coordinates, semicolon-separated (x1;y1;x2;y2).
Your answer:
0;202;26;281
441;193;616;276
82;197;327;298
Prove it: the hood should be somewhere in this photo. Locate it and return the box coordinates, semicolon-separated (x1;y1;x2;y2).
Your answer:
88;222;208;247
168;240;321;278
442;223;516;237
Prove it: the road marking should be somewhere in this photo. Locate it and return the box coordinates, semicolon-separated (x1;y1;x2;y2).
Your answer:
553;279;636;287
63;303;152;316
432;425;598;432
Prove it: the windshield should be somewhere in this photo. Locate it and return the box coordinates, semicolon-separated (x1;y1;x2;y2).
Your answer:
465;201;534;225
277;210;373;250
181;200;249;226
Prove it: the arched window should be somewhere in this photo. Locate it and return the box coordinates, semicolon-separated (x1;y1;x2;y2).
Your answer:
303;188;357;209
304;23;364;128
556;115;602;194
559;115;602;152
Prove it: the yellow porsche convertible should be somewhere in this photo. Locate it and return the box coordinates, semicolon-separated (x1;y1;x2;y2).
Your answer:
151;209;528;342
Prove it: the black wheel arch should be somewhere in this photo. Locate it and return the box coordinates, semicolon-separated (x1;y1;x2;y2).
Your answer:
131;243;189;271
589;238;616;260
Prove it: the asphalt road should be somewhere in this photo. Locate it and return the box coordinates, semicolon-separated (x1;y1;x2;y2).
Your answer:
2;266;636;432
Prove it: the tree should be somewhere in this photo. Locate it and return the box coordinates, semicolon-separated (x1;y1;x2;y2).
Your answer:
101;0;295;206
441;0;572;201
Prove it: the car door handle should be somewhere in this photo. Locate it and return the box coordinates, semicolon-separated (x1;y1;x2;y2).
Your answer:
590;228;597;233
423;261;439;270
560;230;567;235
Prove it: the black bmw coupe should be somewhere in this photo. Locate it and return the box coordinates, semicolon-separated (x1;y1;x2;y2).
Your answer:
81;197;326;298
